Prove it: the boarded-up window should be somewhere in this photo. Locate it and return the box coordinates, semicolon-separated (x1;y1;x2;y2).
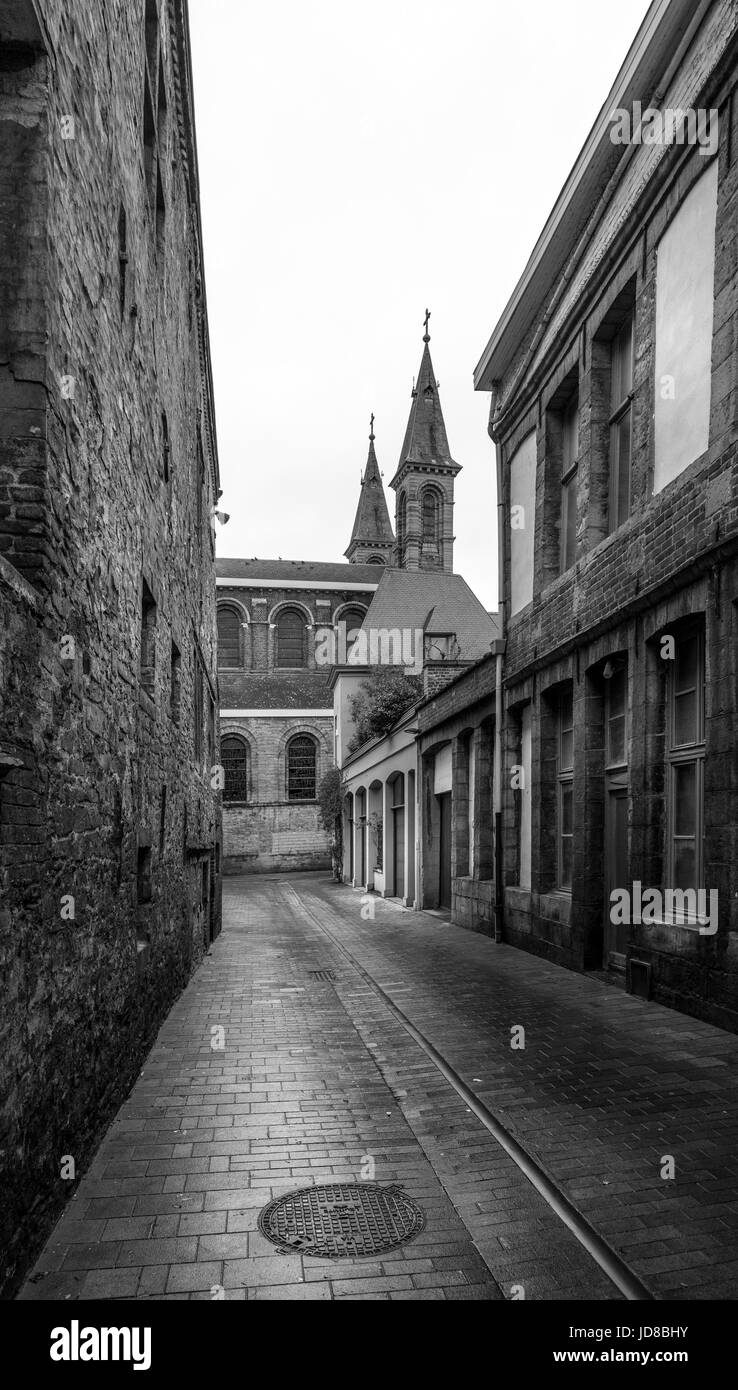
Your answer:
277;609;306;667
221;736;249;802
217;607;241;667
287;736;316;800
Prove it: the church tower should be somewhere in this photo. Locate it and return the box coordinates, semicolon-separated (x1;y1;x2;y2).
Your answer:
344;416;396;566
389;314;461;572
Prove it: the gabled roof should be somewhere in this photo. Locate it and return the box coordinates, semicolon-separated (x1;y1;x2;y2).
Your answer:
359;570;500;661
345;433;395;557
217;558;381;586
390;340;461;490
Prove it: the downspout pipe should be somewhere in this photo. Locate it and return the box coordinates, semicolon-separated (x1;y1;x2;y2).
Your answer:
490;384;506;944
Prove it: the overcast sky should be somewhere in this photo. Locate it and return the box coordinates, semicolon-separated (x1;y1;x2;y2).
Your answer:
190;0;652;610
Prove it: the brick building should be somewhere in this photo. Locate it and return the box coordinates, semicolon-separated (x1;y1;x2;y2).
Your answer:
474;0;738;1029
216;556;381;873
218;326;478;877
335;329;501;906
0;0;222;1292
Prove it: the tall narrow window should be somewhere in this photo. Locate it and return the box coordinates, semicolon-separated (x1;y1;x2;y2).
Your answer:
608;312;634;533
221;735;249;802
560;390;579;572
118;207;128;320
142;0;167;243
397;492;407;567
340;607;365;660
287;735;316;800
217;606;241;668
277;609;306;668
161;411;170;483
170;640;181;722
667;630;705;891
558;686;574;890
606;664;627;768
140;580;156;695
193;659;203;765
421;489;440;551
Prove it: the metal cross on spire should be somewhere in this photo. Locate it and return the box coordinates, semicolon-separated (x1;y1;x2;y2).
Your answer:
369;412;375;441
423;308;431;342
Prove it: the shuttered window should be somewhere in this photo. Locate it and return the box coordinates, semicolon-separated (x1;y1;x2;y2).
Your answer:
277;609;306;667
287;736;316;800
217;607;241;668
221;736;249;802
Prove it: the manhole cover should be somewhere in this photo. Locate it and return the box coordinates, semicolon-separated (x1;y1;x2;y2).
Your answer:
258;1182;425;1258
309;968;336;982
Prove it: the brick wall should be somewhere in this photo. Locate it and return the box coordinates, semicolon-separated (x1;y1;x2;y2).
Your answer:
492;17;738;1029
417;656;498;932
220;713;333;873
0;0;221;1293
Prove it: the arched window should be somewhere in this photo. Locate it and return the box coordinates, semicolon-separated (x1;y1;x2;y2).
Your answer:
397;493;407;566
340;606;366;658
421;488;441;549
366;556;385;566
276;608;307;667
217;606;241;668
287;735;316;800
221;735;250;802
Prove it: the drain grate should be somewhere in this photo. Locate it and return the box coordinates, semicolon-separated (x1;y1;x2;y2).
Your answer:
309;968;336;982
258;1182;425;1258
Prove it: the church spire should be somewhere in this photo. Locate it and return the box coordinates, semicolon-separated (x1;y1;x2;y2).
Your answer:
344;416;396;566
390;314;461;573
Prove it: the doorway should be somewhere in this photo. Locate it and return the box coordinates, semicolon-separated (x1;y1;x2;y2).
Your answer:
391;776;405;898
604;786;629;970
438;792;452;910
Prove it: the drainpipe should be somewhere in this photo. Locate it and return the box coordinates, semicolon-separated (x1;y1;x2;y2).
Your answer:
490;384;506;944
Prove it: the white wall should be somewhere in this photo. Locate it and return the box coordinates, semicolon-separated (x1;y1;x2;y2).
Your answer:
509;432;537;617
654;160;718;492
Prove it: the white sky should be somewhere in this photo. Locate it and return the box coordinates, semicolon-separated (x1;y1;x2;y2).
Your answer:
190;0;652;610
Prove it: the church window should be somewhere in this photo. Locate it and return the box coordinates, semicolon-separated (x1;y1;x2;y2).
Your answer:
276;608;307;667
221;735;250;802
421;488;441;549
397;493;407;566
217;606;241;668
287;735;317;800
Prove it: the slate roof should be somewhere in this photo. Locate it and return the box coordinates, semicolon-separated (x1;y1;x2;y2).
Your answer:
219;669;334;711
217;558;382;586
358;570;500;662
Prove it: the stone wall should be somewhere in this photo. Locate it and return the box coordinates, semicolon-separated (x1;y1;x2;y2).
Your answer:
0;0;221;1294
493;22;738;1029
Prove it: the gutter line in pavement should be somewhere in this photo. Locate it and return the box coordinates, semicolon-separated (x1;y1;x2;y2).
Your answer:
285;884;655;1304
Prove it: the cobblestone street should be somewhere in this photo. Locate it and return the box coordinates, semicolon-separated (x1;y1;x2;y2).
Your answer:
20;874;738;1302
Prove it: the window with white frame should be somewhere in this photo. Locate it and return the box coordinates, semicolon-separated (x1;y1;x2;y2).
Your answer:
667;629;705;891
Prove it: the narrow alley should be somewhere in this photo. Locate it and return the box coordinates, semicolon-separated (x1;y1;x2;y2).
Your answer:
19;875;738;1303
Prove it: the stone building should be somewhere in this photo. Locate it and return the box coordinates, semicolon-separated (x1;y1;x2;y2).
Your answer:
216;556;380;873
0;0;221;1292
334;328;500;907
217;325;470;877
474;0;738;1028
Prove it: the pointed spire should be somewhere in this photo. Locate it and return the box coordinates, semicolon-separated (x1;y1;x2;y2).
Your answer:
344;417;396;565
389;318;461;490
